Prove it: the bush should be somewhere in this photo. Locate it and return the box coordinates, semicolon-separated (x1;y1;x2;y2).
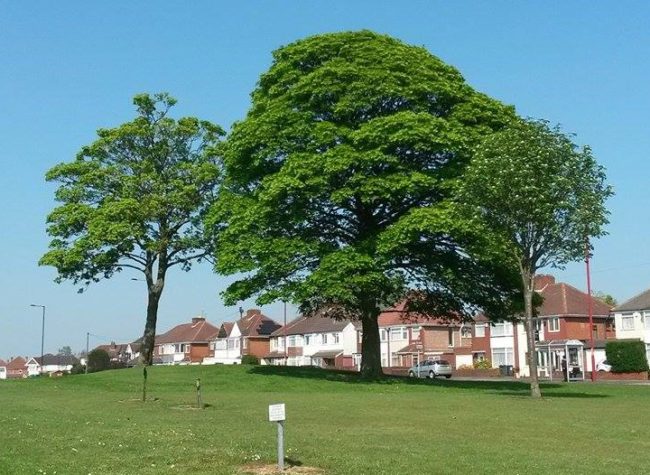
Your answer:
87;349;111;373
606;340;649;373
473;359;492;370
241;355;260;365
70;362;86;375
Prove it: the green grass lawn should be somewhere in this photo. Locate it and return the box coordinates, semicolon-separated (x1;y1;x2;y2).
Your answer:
1;365;649;474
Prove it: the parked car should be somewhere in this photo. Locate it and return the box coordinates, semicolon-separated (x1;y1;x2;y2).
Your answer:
596;360;612;372
408;360;452;379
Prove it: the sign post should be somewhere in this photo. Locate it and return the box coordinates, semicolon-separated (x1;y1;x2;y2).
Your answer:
196;378;202;409
268;403;286;471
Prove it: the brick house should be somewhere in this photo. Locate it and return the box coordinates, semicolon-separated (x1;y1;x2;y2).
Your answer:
377;301;469;369
263;314;359;369
478;275;613;377
4;356;40;378
154;316;219;364
205;309;281;364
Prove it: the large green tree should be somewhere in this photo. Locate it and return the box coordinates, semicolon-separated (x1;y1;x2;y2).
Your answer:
461;119;612;397
40;93;223;397
212;31;520;378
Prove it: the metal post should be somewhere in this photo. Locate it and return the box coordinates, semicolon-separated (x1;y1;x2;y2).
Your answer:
196;378;202;409
283;301;287;366
585;241;596;382
277;420;285;471
85;332;89;374
30;304;46;375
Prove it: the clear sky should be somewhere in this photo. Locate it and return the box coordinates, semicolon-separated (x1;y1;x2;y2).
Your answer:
1;2;649;358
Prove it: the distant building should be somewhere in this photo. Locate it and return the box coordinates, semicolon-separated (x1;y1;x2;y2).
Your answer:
612;287;650;363
34;354;79;374
154;316;219;364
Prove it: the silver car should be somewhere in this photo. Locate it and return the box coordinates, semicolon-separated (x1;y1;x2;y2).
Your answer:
408;360;452;379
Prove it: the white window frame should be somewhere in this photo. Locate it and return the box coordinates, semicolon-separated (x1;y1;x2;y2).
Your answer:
390;327;407;341
475;323;486;338
548;317;560;332
491;322;513;337
380;329;387;342
621;315;635;331
411;326;421;341
491;347;514;367
288;335;296;347
333;333;340;344
644;313;650;330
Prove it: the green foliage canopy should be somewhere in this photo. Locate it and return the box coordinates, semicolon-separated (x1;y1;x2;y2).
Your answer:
213;31;519;327
606;340;649;373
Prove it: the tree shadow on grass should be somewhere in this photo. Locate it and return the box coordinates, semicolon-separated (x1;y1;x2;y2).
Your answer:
247;365;609;398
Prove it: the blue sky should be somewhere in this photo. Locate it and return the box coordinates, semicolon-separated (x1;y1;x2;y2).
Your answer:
1;2;649;358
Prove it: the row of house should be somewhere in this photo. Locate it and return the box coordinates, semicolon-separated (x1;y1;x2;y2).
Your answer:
10;273;644;380
118;274;620;379
0;354;79;379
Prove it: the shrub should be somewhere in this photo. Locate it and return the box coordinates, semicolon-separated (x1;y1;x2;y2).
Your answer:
473;359;492;370
241;355;260;365
70;362;86;375
87;349;111;373
606;340;649;373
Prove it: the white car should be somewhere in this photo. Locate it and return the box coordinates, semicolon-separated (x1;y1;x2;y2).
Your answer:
596;360;612;372
408;360;452;379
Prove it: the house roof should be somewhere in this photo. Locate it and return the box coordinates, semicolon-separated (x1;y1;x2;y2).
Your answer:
5;357;27;370
35;354;79;366
95;343;130;358
396;342;424;354
0;359;6;367
156;317;220;345
378;301;457;327
537;281;611;317
271;314;352;337
237;310;281;337
614;287;650;312
218;322;235;338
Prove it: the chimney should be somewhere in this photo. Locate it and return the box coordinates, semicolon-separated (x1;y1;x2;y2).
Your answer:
534;275;556;291
192;316;206;324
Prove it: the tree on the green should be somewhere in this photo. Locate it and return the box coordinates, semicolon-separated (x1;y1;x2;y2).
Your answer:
461;118;612;397
86;348;111;373
594;291;617;307
212;31;521;378
40;93;223;398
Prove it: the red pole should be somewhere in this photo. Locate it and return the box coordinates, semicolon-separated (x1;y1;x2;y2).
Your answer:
586;241;596;382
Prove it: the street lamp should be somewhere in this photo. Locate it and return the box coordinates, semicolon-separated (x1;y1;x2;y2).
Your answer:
30;304;46;375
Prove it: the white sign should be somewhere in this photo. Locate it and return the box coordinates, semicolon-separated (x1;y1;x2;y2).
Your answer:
268;403;286;422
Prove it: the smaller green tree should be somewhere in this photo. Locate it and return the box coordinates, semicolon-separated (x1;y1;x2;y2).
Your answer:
461;118;612;398
58;346;73;356
594;291;617;307
87;349;111;373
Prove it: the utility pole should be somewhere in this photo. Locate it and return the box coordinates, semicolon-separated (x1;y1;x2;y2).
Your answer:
30;304;46;375
586;241;596;382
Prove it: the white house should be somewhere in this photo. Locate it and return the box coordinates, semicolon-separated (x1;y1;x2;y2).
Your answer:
35;354;79;374
613;288;650;362
263;315;359;369
206;310;281;365
154;316;220;365
0;359;6;380
25;357;41;376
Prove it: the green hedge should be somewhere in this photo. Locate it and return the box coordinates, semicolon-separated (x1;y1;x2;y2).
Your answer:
241;354;260;365
605;340;649;373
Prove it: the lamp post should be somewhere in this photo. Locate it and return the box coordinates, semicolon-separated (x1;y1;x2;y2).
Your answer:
30;304;46;375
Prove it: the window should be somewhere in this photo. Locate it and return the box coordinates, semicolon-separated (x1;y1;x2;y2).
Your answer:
391;354;401;367
288;336;296;347
333;333;340;344
461;326;472;338
174;344;185;353
322;333;329;345
475;324;486;337
185;344;190;353
227;339;235;350
390;327;407;341
473;352;486;362
305;335;311;346
411;326;421;340
243;339;248;349
548;317;560;332
491;322;513;337
235;339;240;349
645;313;650;330
491;347;514;366
448;328;454;347
380;329;387;341
622;315;635;331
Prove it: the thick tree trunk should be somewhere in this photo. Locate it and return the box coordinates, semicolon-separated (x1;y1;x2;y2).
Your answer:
522;271;542;398
360;304;383;379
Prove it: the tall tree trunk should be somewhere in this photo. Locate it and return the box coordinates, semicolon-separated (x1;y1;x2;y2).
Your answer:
140;279;164;402
360;303;383;379
522;270;542;398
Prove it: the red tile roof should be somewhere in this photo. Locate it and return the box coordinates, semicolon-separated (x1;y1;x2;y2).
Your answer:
379;301;459;327
156;317;220;345
0;359;6;367
538;282;611;317
236;310;281;338
271;314;353;337
6;357;27;371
